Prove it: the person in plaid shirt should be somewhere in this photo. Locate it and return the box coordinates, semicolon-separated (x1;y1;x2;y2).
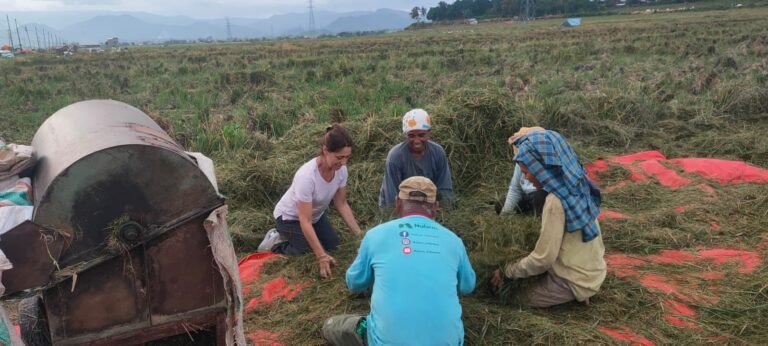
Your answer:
492;130;606;307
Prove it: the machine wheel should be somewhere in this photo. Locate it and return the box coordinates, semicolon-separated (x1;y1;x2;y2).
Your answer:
18;296;52;346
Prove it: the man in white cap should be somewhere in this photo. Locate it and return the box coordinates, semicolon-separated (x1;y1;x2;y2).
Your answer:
322;176;475;346
378;108;455;209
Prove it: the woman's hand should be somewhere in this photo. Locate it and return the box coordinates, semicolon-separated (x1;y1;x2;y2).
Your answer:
318;254;337;278
491;269;505;290
334;187;363;239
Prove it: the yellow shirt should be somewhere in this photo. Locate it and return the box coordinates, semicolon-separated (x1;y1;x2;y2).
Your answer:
504;194;606;301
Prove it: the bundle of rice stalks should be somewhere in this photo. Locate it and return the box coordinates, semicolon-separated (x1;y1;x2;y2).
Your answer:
226;207;278;253
217;151;293;208
343;161;386;224
338;114;401;162
687;126;768;166
432;87;530;191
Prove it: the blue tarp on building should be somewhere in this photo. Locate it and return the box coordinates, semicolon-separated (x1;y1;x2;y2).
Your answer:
562;18;582;27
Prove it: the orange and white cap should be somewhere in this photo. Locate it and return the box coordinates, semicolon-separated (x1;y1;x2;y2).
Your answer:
402;108;432;134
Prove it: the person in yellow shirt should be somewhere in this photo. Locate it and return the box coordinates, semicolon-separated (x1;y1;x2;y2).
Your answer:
491;130;606;307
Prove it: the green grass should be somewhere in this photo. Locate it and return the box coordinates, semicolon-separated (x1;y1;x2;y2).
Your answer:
1;7;767;345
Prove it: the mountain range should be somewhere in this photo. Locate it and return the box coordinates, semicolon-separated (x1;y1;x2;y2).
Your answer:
5;9;414;45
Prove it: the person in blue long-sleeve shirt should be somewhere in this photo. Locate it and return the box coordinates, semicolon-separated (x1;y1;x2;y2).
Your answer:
500;164;546;214
378;109;454;210
498;126;548;215
323;176;476;346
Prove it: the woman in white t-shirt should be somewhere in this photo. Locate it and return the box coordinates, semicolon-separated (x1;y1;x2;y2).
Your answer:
270;124;362;278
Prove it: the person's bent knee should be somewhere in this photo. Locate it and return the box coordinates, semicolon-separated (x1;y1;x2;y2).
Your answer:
524;273;578;308
526;294;576;308
321;314;365;346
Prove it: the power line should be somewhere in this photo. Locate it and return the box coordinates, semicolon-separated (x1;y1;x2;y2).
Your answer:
6;15;14;50
14;19;23;50
520;0;536;22
308;0;316;33
24;25;32;49
34;26;41;50
226;17;232;41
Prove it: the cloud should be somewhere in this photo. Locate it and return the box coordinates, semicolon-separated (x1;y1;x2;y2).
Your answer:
198;0;307;5
0;0;439;18
1;0;63;11
60;0;121;4
2;0;123;11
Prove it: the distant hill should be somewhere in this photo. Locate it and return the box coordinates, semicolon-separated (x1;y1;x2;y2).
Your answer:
28;9;412;44
129;12;201;27
252;10;371;32
205;10;375;37
61;15;163;43
6;11;117;30
60;15;266;43
324;9;413;33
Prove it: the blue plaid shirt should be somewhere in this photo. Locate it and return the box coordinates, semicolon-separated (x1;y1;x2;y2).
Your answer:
513;130;601;242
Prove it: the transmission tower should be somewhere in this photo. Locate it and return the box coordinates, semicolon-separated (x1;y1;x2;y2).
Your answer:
14;19;23;50
226;17;232;41
520;0;535;22
5;15;14;50
24;26;32;49
308;0;316;34
34;26;41;50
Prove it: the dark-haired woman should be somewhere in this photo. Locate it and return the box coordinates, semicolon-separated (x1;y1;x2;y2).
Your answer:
270;124;362;278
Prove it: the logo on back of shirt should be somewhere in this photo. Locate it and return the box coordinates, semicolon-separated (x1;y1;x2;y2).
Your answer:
402;246;412;255
401;238;411;245
399;223;412;229
399;230;409;238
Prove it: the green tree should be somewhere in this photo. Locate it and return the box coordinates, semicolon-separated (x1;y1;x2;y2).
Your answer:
492;0;517;17
427;0;496;21
411;6;422;21
427;1;450;21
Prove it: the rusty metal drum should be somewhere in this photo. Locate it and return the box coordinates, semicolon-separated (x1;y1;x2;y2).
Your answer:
2;100;234;345
30;99;222;267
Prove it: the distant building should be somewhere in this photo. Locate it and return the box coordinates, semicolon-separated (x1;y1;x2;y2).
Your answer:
466;18;478;25
561;18;582;27
79;44;103;53
105;37;119;48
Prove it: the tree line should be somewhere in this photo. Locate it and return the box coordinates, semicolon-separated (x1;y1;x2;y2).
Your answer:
413;0;701;21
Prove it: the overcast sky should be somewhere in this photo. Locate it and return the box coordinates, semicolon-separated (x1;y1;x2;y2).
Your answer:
0;0;441;18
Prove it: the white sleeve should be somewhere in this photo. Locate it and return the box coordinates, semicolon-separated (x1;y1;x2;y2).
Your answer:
293;170;315;203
